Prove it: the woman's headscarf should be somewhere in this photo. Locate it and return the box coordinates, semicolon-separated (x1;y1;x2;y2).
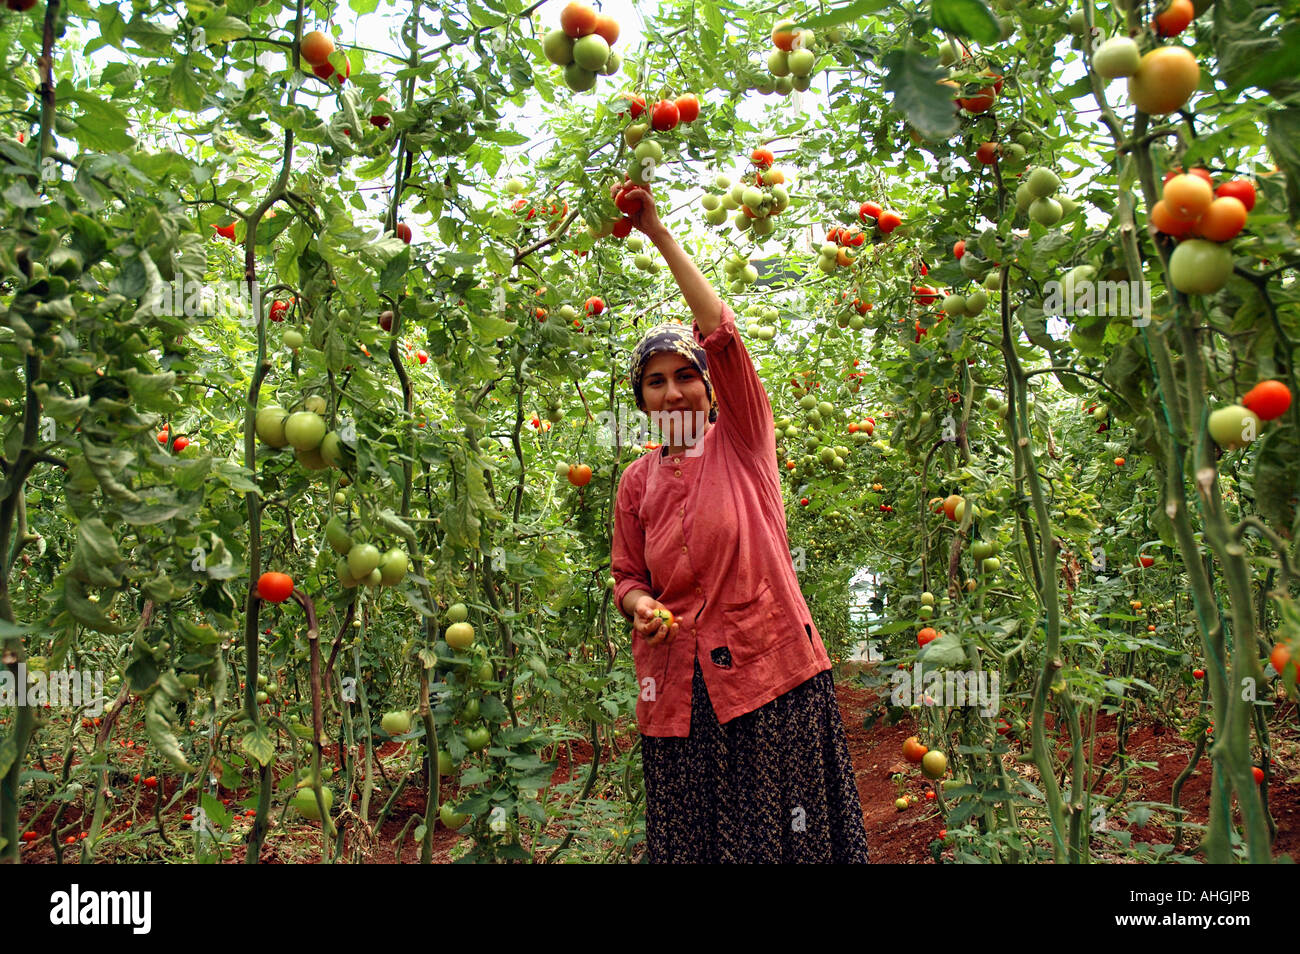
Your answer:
628;322;718;424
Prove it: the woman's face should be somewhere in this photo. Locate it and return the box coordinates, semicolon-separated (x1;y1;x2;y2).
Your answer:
640;352;710;446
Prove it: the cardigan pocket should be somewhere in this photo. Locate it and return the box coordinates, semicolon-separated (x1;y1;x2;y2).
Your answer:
718;578;790;667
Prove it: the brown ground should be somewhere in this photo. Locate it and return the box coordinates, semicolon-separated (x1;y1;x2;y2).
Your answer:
835;669;1299;863
14;670;1297;863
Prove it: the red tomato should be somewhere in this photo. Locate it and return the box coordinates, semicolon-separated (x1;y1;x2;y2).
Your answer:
1215;178;1256;212
674;93;700;123
976;142;999;165
212;222;237;241
860;201;882;221
1154;0;1193;37
1252;766;1265;784
615;186;643;215
619;93;646;118
958;87;996;113
799;497;809;506
172;436;190;452
751;146;774;169
650;100;679;131
917;627;938;647
395;223;412;244
1271;642;1296;682
256;571;295;603
877;210;902;233
611;217;633;238
953;240;966;259
567;463;593;486
1242;379;1292;421
585;296;605;315
417;350;428;364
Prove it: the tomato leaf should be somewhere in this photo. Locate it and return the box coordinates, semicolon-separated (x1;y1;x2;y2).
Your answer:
882;49;960;142
919;632;966;669
795;0;891;30
930;0;1002;45
1266;107;1300;221
1254;424;1300;532
240;725;276;767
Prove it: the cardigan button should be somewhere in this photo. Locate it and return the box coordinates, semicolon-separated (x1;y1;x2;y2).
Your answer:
674;469;682;477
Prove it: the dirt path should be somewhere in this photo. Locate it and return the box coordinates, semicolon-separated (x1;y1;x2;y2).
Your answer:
833;668;1299;863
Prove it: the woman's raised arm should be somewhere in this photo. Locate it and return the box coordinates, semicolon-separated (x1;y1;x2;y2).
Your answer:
613;179;724;335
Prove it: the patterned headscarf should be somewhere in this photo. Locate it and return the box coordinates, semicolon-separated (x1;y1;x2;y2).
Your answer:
628;322;718;424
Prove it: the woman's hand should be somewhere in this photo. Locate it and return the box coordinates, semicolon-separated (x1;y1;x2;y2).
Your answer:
631;594;678;647
611;178;724;337
611;178;667;242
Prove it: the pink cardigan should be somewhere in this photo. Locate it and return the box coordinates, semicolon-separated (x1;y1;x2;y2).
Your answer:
611;302;831;737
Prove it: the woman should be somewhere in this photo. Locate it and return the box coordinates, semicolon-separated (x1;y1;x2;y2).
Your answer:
609;180;870;864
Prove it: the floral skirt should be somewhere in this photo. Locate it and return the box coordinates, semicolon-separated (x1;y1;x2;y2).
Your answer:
639;657;870;863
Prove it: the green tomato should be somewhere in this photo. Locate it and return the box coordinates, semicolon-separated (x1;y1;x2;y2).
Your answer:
378;547;409;585
445;622;475;650
1092;36;1140;79
437;750;456;776
284;411;326;451
563;63;597;92
1207;404;1260;450
541;28;574;66
1029;197;1063;226
571;34;609;71
291;786;334;820
1026;167;1060;198
255;406;290;448
318;431;343;467
1169;239;1233;295
381;710;412;735
347;543;382;579
439;801;470;830
325;516;352;554
463;725;491;752
447;602;469;623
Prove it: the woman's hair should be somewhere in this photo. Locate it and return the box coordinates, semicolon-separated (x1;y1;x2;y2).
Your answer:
628;322;718;423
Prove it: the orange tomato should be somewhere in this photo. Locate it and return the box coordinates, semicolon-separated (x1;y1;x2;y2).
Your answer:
300;30;335;67
560;2;597;38
1163;173;1213;222
1150;199;1195;237
1271;642;1295;682
1194;196;1246;242
903;736;929;763
592;13;619;45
